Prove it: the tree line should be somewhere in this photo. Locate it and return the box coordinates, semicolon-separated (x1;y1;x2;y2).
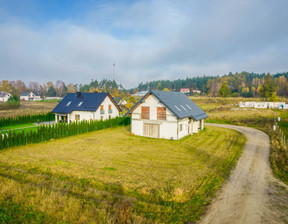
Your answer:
0;116;130;150
135;71;288;98
0;79;129;100
2;71;288;100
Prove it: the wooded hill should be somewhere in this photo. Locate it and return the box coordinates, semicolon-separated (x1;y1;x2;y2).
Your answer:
135;71;288;97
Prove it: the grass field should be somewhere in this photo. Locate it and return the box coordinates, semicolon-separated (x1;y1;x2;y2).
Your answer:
0;125;246;223
0;123;38;134
191;97;288;184
0;101;58;118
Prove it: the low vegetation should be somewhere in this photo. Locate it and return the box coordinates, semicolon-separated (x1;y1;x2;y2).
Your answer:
0;126;246;223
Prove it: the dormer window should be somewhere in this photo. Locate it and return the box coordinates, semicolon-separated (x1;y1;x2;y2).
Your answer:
78;102;83;107
66;102;71;106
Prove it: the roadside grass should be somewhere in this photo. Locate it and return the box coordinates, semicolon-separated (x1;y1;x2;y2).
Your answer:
0;101;58;118
0;125;246;223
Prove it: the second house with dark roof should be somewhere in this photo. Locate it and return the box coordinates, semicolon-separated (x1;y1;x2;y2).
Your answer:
126;90;208;140
52;92;121;123
20;92;42;101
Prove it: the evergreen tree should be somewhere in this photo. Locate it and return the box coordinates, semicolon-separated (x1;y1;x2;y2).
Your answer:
3;133;8;148
8;130;12;148
0;132;3;149
219;82;230;97
259;73;275;98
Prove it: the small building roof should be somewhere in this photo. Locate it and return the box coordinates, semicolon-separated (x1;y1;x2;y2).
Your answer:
20;91;40;96
0;91;10;97
126;90;208;121
52;92;121;114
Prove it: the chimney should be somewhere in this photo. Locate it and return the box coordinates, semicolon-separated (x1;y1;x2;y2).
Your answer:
76;92;82;98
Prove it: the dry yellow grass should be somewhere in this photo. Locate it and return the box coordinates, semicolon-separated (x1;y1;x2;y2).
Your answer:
0;125;246;223
0;101;58;118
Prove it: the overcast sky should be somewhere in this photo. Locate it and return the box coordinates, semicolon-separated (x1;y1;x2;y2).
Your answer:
0;0;287;88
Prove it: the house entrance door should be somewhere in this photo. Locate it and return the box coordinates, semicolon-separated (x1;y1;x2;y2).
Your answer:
144;123;159;138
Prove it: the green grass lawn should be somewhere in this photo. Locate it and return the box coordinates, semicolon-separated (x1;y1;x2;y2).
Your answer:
0;123;38;134
0;125;246;223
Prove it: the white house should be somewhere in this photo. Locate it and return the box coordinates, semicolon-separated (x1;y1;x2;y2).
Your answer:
239;101;286;109
126;90;208;140
0;91;11;102
52;92;121;123
20;92;42;101
113;97;127;106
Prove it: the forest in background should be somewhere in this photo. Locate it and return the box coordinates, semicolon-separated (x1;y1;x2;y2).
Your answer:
136;71;288;98
1;71;288;100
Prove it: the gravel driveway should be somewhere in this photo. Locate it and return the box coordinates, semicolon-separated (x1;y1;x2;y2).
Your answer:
198;124;288;224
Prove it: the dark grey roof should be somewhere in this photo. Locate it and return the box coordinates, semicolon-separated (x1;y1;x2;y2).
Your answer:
0;91;10;97
21;92;40;96
126;90;208;121
20;92;32;96
113;97;122;105
52;92;121;114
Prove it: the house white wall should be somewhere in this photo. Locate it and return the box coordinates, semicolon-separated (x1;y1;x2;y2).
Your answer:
94;96;119;120
131;94;203;140
56;96;120;123
0;93;11;102
20;92;42;101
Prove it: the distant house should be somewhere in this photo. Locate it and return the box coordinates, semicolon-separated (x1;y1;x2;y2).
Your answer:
133;91;148;97
20;92;41;101
239;101;287;109
180;88;190;94
0;91;11;102
126;90;208;140
52;92;121;123
113;97;127;106
192;90;201;94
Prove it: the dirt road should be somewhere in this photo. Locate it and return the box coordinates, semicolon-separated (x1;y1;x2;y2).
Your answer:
199;124;288;224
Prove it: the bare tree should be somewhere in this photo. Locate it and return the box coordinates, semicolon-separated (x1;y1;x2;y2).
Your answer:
29;82;40;93
55;80;66;97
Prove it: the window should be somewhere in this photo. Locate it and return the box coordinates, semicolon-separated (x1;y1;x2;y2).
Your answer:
75;114;80;121
78;102;83;107
108;105;112;114
100;105;104;114
141;107;150;119
174;105;181;111
180;124;183;132
66;101;71;106
157;107;166;120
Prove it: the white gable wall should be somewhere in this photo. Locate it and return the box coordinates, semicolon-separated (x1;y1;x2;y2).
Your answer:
0;93;11;102
95;96;119;120
131;94;203;140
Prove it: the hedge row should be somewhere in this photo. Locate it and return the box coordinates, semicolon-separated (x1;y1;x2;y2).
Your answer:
0;112;54;127
0;116;130;150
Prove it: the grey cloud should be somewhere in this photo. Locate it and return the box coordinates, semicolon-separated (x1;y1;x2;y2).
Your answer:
0;0;287;88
